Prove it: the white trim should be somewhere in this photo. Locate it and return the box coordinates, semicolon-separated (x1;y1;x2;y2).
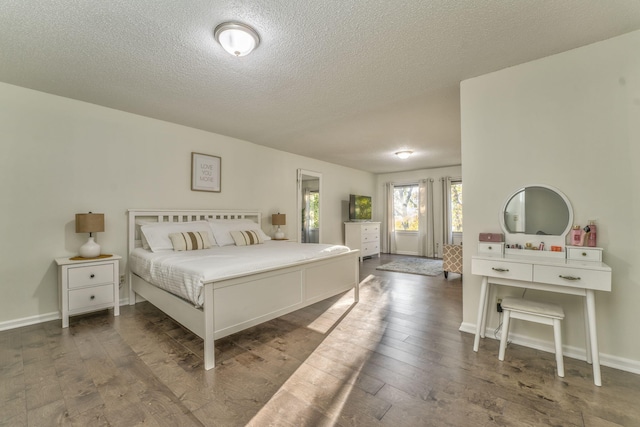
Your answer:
0;311;60;331
0;299;130;332
395;251;419;256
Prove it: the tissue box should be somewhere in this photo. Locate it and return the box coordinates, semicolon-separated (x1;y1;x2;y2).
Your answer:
479;233;504;242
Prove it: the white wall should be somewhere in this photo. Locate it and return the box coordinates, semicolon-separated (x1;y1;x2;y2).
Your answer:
0;82;375;327
376;165;462;257
461;30;640;370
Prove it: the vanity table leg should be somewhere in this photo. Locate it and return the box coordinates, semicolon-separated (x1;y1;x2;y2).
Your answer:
586;290;602;386
474;276;489;352
583;296;593;364
480;282;490;338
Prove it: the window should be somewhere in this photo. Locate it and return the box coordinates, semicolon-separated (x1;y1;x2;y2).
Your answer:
451;181;463;233
393;184;419;231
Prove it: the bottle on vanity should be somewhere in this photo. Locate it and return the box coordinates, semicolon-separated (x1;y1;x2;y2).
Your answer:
587;220;597;247
570;225;582;246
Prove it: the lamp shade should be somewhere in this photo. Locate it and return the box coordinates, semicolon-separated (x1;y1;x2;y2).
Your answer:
75;213;105;233
272;213;286;226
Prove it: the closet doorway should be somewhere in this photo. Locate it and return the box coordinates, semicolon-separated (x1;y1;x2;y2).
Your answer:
297;169;322;243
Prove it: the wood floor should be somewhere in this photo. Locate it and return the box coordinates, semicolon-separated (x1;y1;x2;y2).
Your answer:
2;254;640;426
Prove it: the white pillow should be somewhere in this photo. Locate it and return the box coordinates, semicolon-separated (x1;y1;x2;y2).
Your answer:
208;219;270;246
141;221;215;252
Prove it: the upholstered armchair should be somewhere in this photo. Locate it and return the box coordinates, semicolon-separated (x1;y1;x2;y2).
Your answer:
442;244;462;279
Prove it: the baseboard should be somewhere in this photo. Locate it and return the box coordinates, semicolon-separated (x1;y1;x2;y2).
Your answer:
459;322;640;375
395;251;419;256
0;299;131;332
0;311;60;331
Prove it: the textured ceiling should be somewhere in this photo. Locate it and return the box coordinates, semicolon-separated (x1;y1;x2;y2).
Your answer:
2;1;640;173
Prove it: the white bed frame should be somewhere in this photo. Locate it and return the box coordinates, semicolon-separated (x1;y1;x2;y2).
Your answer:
127;209;360;370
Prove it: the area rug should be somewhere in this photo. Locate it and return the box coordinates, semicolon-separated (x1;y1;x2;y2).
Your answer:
376;258;443;276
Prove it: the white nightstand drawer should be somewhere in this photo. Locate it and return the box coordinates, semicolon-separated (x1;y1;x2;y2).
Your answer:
68;264;114;288
567;247;602;262
533;265;611;292
472;258;533;281
68;284;115;311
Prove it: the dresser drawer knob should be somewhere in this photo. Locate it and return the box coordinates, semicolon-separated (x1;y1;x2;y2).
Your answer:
492;267;509;272
559;275;581;281
582;252;587;257
90;295;95;300
90;274;95;279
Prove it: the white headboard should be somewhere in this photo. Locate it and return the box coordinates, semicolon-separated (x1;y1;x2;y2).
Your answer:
127;209;262;253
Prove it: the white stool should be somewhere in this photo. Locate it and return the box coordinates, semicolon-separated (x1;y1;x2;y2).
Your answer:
498;297;565;377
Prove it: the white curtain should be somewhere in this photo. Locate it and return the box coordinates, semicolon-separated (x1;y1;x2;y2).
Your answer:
382;182;396;253
441;177;453;246
417;179;435;257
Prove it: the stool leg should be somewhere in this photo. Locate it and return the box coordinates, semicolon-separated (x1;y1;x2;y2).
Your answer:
553;318;564;377
498;310;511;361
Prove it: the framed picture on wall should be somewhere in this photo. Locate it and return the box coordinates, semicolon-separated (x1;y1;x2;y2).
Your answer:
191;152;221;192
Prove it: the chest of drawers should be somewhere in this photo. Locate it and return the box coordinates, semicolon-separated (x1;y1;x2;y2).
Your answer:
344;222;380;262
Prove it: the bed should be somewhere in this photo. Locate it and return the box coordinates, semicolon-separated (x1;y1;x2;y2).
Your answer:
127;209;360;370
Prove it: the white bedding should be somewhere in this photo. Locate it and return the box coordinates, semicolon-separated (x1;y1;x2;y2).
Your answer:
129;241;351;307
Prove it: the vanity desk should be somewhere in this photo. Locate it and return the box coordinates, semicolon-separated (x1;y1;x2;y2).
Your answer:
472;252;611;386
472;185;613;386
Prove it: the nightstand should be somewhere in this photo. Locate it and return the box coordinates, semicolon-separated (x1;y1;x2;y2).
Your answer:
55;255;121;328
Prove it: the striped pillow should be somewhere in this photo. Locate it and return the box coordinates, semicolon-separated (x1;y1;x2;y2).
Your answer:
169;231;212;251
230;230;264;246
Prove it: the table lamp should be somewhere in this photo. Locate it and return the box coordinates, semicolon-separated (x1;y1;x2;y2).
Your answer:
76;212;105;258
272;213;286;239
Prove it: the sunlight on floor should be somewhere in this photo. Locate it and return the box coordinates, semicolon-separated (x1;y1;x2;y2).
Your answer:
247;275;391;425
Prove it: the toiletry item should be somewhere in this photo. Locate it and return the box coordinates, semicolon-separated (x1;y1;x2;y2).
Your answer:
571;225;582;246
539;242;545;251
551;245;562;252
587;220;597;247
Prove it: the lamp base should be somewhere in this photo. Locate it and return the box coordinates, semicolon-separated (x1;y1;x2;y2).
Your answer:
274;226;285;240
79;237;101;258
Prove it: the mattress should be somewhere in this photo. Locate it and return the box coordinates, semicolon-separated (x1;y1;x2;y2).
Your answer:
129;241;351;307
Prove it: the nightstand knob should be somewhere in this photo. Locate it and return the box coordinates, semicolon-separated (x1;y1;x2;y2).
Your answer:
90;274;95;279
90;295;95;300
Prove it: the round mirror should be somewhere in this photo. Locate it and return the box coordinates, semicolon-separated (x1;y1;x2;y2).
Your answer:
500;185;573;236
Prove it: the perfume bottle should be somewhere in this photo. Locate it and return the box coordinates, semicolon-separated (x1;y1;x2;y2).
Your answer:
571;225;582;246
587;220;597;247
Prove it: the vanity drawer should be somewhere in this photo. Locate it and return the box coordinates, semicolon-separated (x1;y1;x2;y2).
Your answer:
478;242;504;255
68;284;115;311
472;258;532;281
533;265;611;291
567;247;603;262
67;264;114;289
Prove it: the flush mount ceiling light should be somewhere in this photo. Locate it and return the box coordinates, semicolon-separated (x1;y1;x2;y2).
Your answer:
395;150;413;159
214;22;260;57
